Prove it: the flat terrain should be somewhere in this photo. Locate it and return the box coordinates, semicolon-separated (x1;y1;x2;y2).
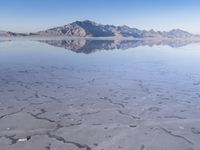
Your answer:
0;40;200;150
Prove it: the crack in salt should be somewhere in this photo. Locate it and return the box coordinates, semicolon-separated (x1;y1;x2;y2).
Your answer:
47;132;91;150
160;127;193;145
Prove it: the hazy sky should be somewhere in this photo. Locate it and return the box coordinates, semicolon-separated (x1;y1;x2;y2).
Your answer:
0;0;200;33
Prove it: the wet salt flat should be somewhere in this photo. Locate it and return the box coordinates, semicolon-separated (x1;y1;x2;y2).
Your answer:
1;40;200;150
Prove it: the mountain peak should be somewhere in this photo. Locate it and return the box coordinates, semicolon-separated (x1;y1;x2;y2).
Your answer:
167;29;192;37
74;20;99;26
82;20;97;24
170;29;185;32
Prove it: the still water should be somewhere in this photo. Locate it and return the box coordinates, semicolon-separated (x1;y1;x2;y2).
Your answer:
0;39;200;150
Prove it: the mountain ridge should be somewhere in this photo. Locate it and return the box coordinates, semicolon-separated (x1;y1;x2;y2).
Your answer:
0;20;199;38
35;20;197;38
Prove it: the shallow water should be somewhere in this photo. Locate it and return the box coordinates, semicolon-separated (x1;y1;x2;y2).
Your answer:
0;39;200;150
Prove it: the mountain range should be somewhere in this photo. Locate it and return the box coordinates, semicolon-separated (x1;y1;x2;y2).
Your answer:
0;30;27;37
0;20;199;38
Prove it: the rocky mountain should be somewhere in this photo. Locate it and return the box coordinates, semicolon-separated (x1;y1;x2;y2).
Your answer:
0;20;198;38
36;20;115;37
35;20;197;38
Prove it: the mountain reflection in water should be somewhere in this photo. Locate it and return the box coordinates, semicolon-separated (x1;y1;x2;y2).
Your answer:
38;39;200;54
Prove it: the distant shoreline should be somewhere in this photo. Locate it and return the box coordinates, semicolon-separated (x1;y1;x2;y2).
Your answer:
1;36;200;42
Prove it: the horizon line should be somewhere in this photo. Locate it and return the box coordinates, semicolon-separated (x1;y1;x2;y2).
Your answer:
0;20;198;35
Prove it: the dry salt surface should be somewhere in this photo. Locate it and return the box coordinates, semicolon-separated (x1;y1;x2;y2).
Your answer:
0;40;200;150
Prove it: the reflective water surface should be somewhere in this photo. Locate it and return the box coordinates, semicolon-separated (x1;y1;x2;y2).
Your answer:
0;39;200;150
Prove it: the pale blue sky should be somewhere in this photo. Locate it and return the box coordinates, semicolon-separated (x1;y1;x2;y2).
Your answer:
0;0;200;33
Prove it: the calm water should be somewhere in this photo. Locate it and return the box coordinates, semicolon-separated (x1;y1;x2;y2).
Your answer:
0;39;200;150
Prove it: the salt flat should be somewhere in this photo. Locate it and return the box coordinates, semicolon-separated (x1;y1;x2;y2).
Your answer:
0;40;200;150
